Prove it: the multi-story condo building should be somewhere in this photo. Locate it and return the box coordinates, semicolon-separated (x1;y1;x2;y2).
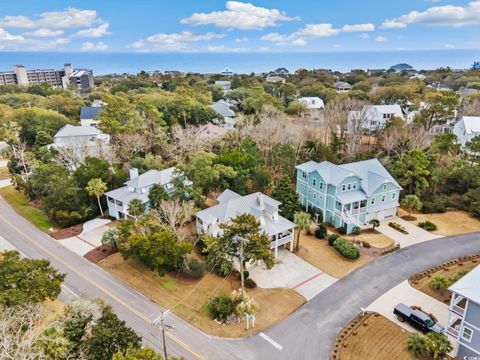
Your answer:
446;265;480;358
296;159;401;234
0;64;94;91
105;167;191;220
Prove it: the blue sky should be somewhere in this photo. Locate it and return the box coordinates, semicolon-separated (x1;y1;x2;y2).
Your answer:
0;0;480;53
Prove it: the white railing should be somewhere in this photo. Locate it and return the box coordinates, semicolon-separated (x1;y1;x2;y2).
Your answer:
451;305;465;316
270;233;293;248
446;327;459;338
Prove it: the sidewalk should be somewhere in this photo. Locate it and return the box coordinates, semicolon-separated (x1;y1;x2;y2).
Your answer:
377;216;442;247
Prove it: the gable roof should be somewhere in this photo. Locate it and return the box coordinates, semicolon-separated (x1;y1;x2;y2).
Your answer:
80;106;102;120
449;265;480;303
210;100;235;118
461;116;480;134
54;124;101;138
334;81;352;89
124;167;178;189
296;158;401;196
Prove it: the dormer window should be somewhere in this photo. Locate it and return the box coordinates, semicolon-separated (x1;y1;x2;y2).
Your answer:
342;184;346;191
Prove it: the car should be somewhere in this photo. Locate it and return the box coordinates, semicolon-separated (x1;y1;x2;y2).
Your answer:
393;303;444;333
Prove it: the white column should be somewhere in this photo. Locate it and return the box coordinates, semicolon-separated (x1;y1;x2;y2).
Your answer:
289;229;294;252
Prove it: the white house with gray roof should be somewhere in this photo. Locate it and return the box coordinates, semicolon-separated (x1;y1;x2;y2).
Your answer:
105;167;191;219
349;105;404;132
446;265;480;358
298;97;325;120
210;100;237;130
296;159;402;234
50;124;110;165
453;116;480;152
196;190;295;258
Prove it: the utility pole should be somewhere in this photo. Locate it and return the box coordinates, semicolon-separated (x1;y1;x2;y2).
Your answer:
239;237;245;297
152;309;172;359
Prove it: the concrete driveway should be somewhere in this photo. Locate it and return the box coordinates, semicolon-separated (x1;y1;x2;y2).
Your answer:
377;216;442;247
57;218;112;256
249;249;337;300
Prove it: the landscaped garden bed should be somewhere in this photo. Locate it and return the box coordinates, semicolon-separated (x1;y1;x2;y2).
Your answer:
331;312;412;360
98;252;305;337
51;223;83;239
409;253;480;303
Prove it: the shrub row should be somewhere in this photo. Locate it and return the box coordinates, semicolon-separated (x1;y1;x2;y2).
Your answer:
380;244;400;256
418;221;438;231
388;222;408;234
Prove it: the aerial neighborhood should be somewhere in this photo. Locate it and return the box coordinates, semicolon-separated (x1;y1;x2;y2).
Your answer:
0;59;480;360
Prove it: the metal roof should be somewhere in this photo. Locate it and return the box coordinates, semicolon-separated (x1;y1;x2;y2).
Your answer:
80;107;102;120
449;265;480;303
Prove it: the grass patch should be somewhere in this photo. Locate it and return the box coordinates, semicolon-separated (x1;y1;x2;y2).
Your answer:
0;166;10;180
99;253;305;337
336;314;411;360
0;185;54;232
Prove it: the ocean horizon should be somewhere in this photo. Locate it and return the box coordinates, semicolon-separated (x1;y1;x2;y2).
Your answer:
1;49;479;75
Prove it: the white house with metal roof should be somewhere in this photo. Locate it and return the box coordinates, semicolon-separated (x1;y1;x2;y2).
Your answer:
105;167;191;219
50;124;110;164
349;104;404;132
296;158;402;234
297;97;325;120
446;265;480;358
453;116;480;152
210;100;237;130
196;190;295;258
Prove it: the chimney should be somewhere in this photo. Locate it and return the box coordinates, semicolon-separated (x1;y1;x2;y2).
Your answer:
129;168;139;180
257;193;265;210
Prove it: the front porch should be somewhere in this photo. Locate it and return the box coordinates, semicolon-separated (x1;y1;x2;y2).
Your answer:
270;229;294;258
331;195;367;233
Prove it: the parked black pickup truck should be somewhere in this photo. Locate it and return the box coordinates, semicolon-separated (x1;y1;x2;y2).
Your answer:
393;303;445;334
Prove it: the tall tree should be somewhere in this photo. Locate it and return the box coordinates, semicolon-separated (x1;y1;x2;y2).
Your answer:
148;183;169;210
390;149;431;196
0;251;65;306
271;175;299;220
293;212;312;252
113;347;164;360
127;199;145;223
401;195;423;217
86;178;107;216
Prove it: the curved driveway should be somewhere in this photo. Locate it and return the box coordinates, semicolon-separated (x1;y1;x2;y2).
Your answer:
0;195;479;360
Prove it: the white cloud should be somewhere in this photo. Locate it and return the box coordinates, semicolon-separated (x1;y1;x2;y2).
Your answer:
342;23;375;32
381;1;480;29
0;28;24;41
261;22;375;46
181;1;299;30
129;31;225;52
74;23;110;38
334;44;343;48
0;8;102;29
206;45;249;52
444;43;456;48
235;37;248;42
23;28;63;37
359;33;370;39
375;36;388;42
80;41;108;52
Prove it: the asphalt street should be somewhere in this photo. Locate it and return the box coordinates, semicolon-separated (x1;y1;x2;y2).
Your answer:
1;195;479;360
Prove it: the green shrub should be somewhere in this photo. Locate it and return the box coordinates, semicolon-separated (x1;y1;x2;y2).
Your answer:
328;234;339;246
206;254;233;277
422;198;448;214
184;259;206;279
243;270;249;280
244;278;257;289
315;223;327;239
337;227;346;235
429;276;448;290
206;295;235;321
418;221;438;231
361;241;371;248
381;244;400;256
333;237;360;260
388;222;408;234
351;226;361;235
448;269;469;285
54;210;83;228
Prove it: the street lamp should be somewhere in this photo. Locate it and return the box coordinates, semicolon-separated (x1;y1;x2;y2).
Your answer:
152;310;173;359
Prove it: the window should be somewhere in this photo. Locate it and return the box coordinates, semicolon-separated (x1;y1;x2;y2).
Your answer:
313;179;316;186
461;327;473;342
370;198;375;205
347;183;351;190
320;182;324;190
383;184;387;190
313;193;317;199
392;192;396;200
353;182;357;189
342;184;346;191
370;121;377;126
381;195;386;203
302;172;307;179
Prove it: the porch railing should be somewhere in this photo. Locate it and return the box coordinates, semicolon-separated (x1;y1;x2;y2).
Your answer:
451;305;465;316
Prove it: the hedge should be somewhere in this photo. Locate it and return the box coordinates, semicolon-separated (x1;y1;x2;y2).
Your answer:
333;237;360;260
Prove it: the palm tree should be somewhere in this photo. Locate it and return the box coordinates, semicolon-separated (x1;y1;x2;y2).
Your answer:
101;228;120;251
293;211;312;252
351;226;361;242
424;332;452;360
128;198;145;223
401;195;423;218
407;333;426;358
368;219;380;230
86;178;107;217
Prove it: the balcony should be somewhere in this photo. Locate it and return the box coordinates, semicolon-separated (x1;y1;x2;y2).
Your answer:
446;326;459;338
451;304;465;316
270;233;293;248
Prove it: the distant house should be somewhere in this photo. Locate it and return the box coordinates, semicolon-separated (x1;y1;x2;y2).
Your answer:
266;75;286;84
298;97;325;120
453;116;480;151
50;124;110;164
210;100;237;130
446;265;480;358
349;105;404;132
164;70;184;77
221;68;234;77
334;81;352;93
214;80;231;92
80;106;102;127
105;167;191;220
296;159;401;234
272;67;289;75
367;69;386;76
429;82;452;91
198;123;228;138
458;88;478;96
389;63;414;72
195;190;295;259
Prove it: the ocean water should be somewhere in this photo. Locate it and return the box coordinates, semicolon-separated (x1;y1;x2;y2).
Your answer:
0;49;479;75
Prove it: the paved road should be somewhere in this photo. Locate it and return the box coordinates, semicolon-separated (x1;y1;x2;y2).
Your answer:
1;194;479;360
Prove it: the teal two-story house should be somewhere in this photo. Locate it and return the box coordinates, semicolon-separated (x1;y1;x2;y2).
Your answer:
296;159;402;234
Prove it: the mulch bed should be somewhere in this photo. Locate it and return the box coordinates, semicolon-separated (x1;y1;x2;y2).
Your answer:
51;223;83;239
84;245;116;264
400;215;417;221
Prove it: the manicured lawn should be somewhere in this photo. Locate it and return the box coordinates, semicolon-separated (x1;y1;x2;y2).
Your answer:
336;314;411;360
99;252;305;337
329;227;394;249
398;208;480;236
0;185;54;232
411;258;479;303
296;233;372;278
